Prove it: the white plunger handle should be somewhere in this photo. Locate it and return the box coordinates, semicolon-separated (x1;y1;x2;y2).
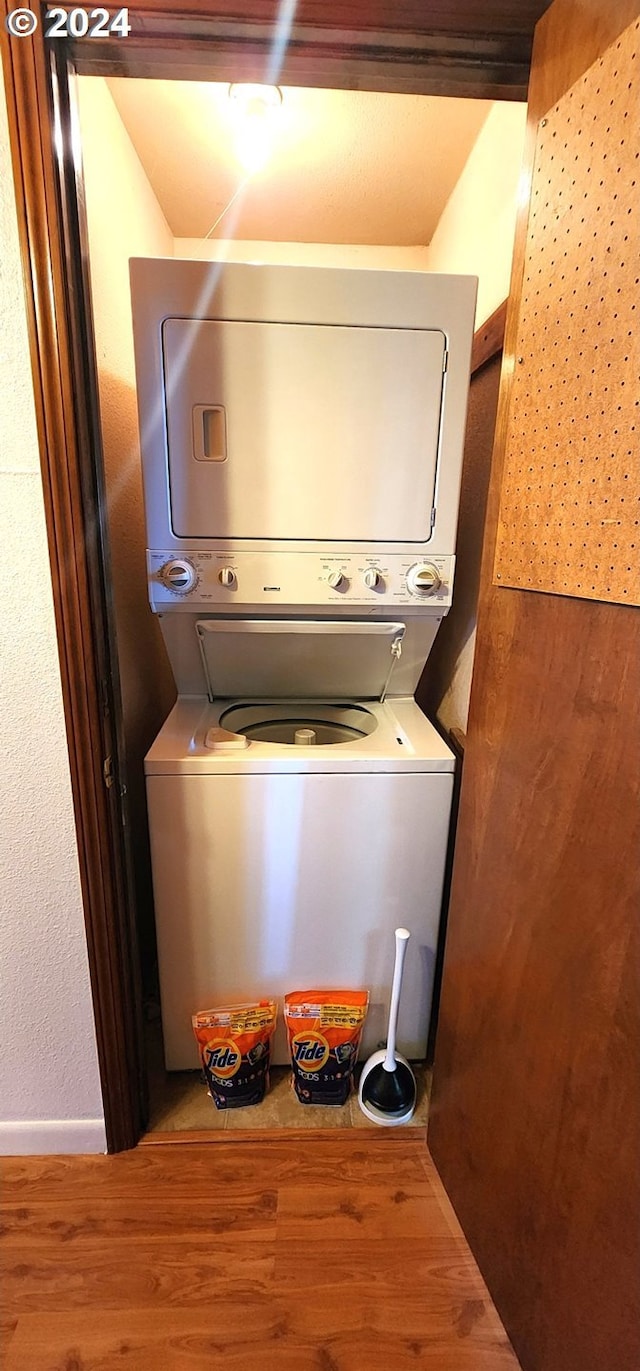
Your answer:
383;928;410;1072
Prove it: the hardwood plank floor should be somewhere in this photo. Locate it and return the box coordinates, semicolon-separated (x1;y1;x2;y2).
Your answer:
275;1182;448;1242
2;1140;430;1198
0;1140;521;1370
0;1192;277;1244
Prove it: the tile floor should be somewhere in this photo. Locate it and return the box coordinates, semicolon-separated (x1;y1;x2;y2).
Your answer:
146;1020;431;1133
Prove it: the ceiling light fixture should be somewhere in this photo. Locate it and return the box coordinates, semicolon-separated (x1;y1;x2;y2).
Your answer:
227;83;283;174
228;82;283;111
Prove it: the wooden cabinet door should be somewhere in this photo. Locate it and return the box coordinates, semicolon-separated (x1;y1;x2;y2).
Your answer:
428;5;640;1371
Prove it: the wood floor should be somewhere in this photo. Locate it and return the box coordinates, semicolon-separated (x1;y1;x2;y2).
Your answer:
1;1139;520;1370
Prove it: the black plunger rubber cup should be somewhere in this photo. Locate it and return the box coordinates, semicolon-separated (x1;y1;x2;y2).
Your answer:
361;1060;417;1116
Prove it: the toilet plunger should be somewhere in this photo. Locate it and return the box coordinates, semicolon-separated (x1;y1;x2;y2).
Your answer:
358;927;417;1125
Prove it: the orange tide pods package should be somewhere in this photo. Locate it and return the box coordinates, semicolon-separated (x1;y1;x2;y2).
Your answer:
285;990;369;1106
192;1000;277;1109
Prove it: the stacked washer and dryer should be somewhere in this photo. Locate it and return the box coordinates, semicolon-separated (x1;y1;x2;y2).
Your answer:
130;259;476;1069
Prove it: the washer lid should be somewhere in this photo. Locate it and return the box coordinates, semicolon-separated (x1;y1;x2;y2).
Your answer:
196;619;406;701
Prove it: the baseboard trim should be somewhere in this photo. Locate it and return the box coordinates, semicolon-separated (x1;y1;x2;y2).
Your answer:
0;1118;107;1155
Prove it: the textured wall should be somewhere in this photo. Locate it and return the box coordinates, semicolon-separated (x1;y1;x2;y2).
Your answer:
425;101;527;735
0;71;105;1154
77;79;177;962
427;102;527;329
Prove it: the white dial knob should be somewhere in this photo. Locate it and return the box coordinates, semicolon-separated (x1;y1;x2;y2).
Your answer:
161;559;197;594
327;571;348;591
363;569;382;590
406;562;442;597
218;567;236;587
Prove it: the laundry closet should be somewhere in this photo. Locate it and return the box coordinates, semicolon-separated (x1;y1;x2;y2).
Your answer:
76;77;526;1133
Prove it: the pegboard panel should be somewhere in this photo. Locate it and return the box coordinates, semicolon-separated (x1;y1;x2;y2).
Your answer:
494;20;640;605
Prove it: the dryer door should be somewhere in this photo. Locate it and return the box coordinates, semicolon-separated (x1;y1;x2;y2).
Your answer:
162;319;445;543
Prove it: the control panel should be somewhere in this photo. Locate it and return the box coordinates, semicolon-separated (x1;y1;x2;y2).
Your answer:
148;551;455;611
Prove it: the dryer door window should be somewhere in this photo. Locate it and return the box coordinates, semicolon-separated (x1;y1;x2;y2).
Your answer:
162;319;445;543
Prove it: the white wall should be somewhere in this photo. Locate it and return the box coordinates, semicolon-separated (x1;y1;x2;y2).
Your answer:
176;239;430;269
425;101;527;734
78;76;176;745
77;79;177;956
0;72;105;1155
427;101;527;328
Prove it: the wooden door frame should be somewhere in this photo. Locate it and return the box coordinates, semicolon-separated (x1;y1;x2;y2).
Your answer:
0;1;541;1152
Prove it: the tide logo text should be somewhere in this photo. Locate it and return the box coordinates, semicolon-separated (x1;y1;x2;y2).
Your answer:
204;1037;242;1079
292;1031;330;1072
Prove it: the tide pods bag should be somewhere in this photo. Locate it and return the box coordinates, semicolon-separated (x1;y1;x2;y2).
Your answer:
192;1000;277;1110
285;990;369;1106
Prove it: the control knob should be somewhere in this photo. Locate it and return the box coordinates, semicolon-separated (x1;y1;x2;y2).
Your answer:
218;567;236;587
406;562;442;597
160;558;197;595
327;571;349;591
363;569;382;590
